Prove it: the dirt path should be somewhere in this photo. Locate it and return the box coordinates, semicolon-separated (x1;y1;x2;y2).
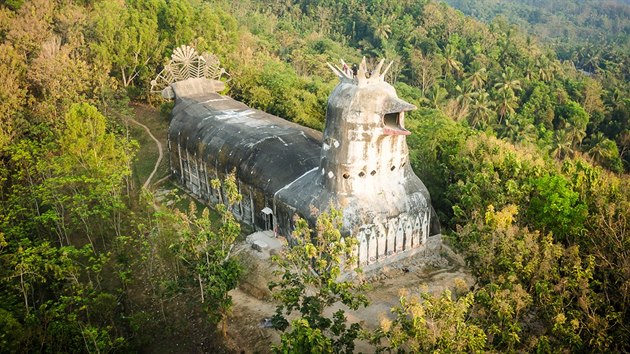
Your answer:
127;117;163;189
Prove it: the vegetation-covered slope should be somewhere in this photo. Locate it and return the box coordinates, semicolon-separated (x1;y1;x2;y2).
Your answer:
0;0;628;352
443;0;630;45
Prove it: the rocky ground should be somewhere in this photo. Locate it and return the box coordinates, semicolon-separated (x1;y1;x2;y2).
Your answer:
225;232;474;353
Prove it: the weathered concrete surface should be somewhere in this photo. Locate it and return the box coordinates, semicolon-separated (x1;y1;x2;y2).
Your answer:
245;231;284;260
274;59;438;267
168;79;322;229
168;57;441;269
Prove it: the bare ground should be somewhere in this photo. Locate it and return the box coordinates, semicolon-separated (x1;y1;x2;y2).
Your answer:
225;242;474;353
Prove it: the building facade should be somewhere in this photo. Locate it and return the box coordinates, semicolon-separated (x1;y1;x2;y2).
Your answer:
156;47;439;268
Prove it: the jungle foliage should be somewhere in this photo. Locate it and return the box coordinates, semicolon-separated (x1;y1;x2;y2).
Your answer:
0;0;628;352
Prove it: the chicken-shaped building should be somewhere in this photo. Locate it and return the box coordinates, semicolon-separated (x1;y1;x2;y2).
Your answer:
152;46;439;268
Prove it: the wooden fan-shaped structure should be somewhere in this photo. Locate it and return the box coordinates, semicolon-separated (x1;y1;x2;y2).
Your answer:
150;45;230;98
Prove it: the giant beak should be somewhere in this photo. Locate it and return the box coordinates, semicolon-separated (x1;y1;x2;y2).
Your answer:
382;97;416;136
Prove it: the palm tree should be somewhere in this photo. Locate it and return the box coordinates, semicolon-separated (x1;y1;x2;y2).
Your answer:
502;117;521;141
580;43;603;73
536;56;555;83
493;67;522;93
607;88;627;111
468;90;494;128
374;22;391;41
467;67;487;91
588;132;609;162
523;59;536;81
372;15;394;44
492;67;522;124
442;45;463;79
494;87;518;124
564;121;587;149
427;85;448;110
516;123;538;143
552;130;574;159
455;83;475;113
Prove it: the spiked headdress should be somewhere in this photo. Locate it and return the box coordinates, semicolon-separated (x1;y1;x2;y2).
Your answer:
327;57;393;87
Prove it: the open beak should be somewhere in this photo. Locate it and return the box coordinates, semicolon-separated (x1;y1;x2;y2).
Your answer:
382;97;416;136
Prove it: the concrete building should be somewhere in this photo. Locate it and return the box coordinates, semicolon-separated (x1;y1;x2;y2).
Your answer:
154;47;440;269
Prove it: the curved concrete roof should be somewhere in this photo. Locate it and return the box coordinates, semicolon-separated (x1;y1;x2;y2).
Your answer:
168;80;323;195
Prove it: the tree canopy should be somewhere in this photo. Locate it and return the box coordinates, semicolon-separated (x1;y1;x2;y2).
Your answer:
0;0;628;352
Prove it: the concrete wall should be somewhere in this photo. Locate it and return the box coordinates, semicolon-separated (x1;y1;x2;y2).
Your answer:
167;77;440;270
169;141;434;268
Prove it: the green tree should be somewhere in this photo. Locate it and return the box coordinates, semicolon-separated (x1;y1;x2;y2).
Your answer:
169;173;243;336
372;15;393;44
453;83;475;120
370;289;487;353
269;207;367;353
494;86;519;124
468;90;494;128
587;134;623;172
555;100;589;149
409;50;442;96
0;239;125;352
535;57;553;82
552;130;574;159
90;0;166;88
0;44;27;151
493;67;522;93
39;103;135;248
159;0;195;47
4;0;54;56
27;37;96;123
455;202;615;351
426;85;449;110
518;83;555;130
527;174;587;242
191;3;239;57
467;66;487;91
443;45;463;79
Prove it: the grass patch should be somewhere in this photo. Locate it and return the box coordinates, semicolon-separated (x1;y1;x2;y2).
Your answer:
128;103;170;189
129;102;253;239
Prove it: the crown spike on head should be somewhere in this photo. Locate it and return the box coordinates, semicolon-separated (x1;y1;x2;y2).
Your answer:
327;62;344;78
356;57;372;86
357;57;367;77
329;57;394;85
374;59;385;77
381;61;394;80
327;60;353;80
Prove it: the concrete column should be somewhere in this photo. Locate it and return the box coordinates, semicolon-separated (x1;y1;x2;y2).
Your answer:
386;219;397;256
367;226;377;263
395;217;404;253
412;215;421;247
358;230;368;266
423;210;429;244
376;223;387;260
203;162;211;199
177;132;184;183
404;216;412;251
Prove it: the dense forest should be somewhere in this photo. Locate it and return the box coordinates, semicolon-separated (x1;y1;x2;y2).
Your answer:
443;0;630;91
444;0;630;45
0;0;628;352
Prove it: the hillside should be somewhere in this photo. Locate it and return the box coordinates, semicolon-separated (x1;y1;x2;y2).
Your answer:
0;0;628;352
443;0;630;45
442;0;630;81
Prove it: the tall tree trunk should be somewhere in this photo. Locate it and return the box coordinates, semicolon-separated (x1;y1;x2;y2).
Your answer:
198;273;204;303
